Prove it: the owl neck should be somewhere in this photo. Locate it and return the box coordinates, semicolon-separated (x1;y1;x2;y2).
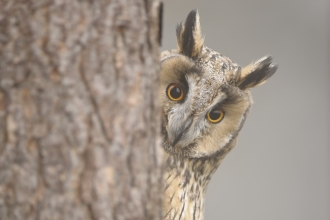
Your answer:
162;151;223;220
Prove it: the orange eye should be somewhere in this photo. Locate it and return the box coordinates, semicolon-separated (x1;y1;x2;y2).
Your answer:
167;83;184;101
207;109;225;123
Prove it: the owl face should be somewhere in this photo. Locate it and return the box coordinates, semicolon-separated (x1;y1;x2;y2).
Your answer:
160;10;277;159
160;52;251;158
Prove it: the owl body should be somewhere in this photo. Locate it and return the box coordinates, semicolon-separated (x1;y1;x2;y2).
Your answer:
160;10;277;220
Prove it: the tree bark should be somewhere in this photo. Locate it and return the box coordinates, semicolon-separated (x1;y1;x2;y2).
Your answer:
0;0;163;219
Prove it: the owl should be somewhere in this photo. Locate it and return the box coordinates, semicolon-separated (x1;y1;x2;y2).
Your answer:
160;10;277;220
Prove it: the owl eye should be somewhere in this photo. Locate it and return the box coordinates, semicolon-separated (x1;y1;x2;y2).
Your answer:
207;109;225;123
167;83;184;101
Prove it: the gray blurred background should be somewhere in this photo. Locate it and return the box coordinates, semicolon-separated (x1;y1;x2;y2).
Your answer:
161;1;330;219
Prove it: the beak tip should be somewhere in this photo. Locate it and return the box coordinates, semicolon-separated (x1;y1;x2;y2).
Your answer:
171;118;192;147
172;135;181;147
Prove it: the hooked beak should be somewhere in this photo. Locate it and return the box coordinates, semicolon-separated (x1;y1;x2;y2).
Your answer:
172;118;193;147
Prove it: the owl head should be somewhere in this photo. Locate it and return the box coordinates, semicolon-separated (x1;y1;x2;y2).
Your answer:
160;10;277;159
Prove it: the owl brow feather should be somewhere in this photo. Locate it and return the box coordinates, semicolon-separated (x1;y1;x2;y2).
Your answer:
211;85;242;109
173;65;201;77
202;93;227;114
224;86;244;104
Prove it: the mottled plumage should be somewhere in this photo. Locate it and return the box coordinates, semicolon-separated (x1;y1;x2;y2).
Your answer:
160;10;277;220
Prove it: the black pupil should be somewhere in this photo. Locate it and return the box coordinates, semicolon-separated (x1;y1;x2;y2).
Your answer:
210;110;221;120
170;86;182;99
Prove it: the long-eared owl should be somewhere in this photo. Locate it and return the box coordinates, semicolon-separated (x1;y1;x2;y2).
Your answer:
160;10;277;220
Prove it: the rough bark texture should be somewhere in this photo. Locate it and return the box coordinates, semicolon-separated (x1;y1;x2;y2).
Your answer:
0;0;163;219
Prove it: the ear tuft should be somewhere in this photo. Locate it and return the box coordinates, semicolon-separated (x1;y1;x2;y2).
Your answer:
176;9;204;59
237;55;278;90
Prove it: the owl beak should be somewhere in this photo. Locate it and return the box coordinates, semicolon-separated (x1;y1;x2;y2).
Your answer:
172;118;193;147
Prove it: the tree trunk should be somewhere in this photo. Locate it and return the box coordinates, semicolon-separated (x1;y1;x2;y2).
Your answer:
0;0;163;219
